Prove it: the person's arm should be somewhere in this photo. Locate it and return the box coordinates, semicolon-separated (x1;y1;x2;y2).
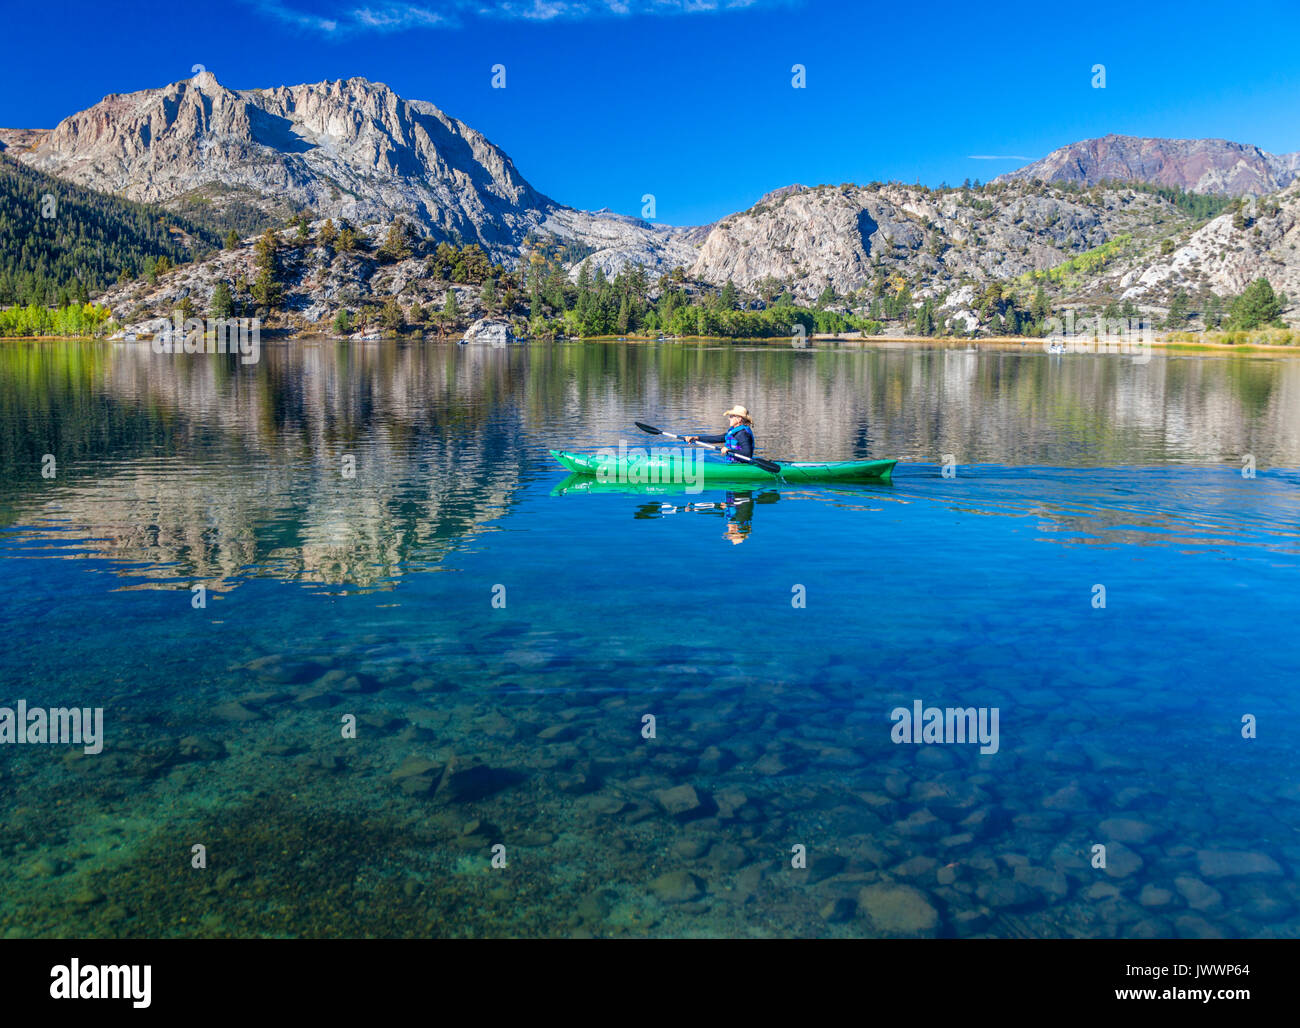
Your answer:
731;430;754;459
686;432;726;444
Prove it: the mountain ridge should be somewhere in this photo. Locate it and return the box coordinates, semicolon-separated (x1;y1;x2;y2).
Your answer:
994;134;1300;196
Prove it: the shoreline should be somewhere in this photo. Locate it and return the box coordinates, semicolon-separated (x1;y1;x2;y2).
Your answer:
4;333;1299;355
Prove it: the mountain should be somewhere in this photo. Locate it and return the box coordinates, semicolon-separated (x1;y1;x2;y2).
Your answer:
995;134;1300;196
0;153;220;305
5;77;1298;332
12;72;695;271
689;179;1207;300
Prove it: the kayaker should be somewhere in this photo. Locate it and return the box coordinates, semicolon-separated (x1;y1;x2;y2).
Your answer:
685;406;755;462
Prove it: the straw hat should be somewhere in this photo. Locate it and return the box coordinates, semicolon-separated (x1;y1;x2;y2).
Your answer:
722;405;753;424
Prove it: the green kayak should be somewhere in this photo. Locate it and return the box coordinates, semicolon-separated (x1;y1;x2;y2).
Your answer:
550;449;896;484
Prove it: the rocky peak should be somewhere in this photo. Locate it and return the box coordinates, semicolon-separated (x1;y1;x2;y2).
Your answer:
995;134;1300;196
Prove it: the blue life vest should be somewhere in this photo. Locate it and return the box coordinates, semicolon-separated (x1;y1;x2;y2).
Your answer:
723;425;755;462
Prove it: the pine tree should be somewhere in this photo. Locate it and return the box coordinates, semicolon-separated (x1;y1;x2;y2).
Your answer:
1226;277;1282;330
1165;289;1189;329
1203;292;1223;330
481;275;497;312
255;228;278;275
381;298;404;330
319;219;337;247
333;309;352;335
225;229;240;250
378;220;412;262
1031;285;1049;323
251;268;282;312
211;281;234;319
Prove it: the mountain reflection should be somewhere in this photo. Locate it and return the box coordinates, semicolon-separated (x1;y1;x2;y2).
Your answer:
0;339;1296;590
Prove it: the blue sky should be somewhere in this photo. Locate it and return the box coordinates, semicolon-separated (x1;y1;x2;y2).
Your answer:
4;0;1299;225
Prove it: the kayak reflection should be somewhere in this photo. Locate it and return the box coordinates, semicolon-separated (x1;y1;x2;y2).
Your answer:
635;490;780;545
551;474;781;544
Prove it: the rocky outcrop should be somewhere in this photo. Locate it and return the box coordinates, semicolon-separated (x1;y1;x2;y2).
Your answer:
459;318;516;345
1111;182;1300;302
689;181;1178;300
996;134;1300;196
0;128;49;154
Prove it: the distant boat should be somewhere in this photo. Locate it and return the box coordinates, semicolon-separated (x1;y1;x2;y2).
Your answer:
1048;342;1067;354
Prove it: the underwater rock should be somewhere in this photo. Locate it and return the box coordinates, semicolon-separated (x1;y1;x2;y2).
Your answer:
70;887;105;907
820;897;856;923
1138;885;1174;908
808;853;850;883
951;908;991;933
890;856;937;881
651;871;704;903
1012;865;1069;901
1099;818;1161;845
391;756;442;796
436;756;522;804
1041;784;1092;812
580;795;628;818
1234;882;1295;921
396;724;437;744
672;837;711;860
177;736;228;761
1012;812;1066;833
1101;842;1144;879
409;676;455;693
212;700;264;723
556;771;598;795
357;713;403;733
654;784;712;820
256;660;328;685
707;843;749;873
976;878;1038;910
1174;876;1223;911
1195;850;1283;880
1174;914;1224;939
578;889;615;922
753;746;804;776
896;810;947;840
697;746;736;774
291;689;341;710
857;883;941;936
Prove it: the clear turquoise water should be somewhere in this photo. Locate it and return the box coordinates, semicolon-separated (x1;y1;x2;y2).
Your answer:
1;339;1298;937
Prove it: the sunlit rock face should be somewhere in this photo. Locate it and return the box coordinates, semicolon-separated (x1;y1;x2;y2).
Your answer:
995;134;1300;196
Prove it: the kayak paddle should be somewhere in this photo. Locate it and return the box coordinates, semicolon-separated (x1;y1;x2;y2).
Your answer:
635;421;784;475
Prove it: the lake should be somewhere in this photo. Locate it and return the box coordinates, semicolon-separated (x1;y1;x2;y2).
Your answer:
1;337;1298;938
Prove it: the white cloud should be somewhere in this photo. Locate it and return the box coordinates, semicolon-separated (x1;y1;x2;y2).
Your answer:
249;0;778;34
